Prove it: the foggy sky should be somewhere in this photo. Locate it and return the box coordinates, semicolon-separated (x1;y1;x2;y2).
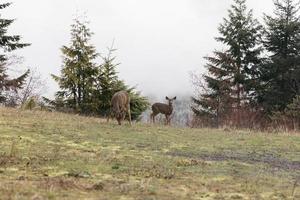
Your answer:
3;0;274;99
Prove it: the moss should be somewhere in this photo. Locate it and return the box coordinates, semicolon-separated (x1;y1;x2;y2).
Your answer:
0;107;299;199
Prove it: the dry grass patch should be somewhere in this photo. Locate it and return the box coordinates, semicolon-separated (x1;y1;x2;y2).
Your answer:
0;107;299;199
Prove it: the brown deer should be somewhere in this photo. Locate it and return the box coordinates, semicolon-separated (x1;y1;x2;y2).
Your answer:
150;96;176;125
110;90;132;125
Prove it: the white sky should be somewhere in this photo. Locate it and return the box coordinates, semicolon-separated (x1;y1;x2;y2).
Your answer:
3;0;274;99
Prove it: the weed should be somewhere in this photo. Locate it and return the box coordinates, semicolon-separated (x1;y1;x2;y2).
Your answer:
0;107;299;199
9;136;22;157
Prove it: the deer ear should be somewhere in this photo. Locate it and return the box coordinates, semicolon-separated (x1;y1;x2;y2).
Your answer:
173;96;177;100
166;96;169;100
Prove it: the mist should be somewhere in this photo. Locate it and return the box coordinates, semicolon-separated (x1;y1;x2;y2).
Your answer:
4;0;274;99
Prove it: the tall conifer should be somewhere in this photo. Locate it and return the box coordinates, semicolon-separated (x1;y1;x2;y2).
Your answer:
0;2;30;103
192;0;263;127
52;17;149;119
258;0;300;113
52;17;98;112
94;46;149;120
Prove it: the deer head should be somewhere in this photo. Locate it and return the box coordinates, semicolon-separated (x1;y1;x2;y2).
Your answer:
166;96;176;106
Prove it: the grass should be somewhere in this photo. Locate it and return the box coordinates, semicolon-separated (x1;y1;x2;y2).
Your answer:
0;107;299;200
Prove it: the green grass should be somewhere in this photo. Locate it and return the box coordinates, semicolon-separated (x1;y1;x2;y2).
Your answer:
0;107;299;200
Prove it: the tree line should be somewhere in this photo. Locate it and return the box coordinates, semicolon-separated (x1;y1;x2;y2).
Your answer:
0;3;148;120
192;0;300;130
0;0;299;129
46;18;149;120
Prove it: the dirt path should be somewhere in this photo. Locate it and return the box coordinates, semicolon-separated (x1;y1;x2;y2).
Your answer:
168;151;300;171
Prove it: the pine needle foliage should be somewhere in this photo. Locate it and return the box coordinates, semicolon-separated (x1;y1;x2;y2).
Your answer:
258;0;300;113
0;2;30;103
52;17;98;113
51;17;149;120
192;0;263;127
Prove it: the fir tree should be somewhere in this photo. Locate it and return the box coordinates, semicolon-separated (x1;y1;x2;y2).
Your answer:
192;51;236;127
258;0;300;113
52;17;149;120
95;46;121;116
129;91;149;121
192;0;263;127
0;2;30;103
94;46;149;120
52;17;98;113
217;0;263;105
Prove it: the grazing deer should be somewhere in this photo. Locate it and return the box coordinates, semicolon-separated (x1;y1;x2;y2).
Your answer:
151;96;176;125
110;91;132;125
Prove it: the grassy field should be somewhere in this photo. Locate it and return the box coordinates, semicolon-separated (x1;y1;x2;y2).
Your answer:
0;107;299;200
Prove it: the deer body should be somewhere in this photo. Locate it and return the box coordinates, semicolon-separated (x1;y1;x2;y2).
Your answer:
151;96;176;125
111;91;132;125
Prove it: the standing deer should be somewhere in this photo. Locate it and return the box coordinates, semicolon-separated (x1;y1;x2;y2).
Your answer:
110;91;132;125
151;96;176;125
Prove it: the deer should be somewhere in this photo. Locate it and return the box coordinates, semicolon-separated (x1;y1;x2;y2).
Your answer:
150;96;176;125
109;90;132;125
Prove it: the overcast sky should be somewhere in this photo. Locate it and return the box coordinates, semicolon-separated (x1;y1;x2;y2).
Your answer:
3;0;274;99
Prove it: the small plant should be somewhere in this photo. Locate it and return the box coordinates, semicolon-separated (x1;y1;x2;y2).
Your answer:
176;158;208;167
9;136;22;157
129;164;175;179
271;95;300;131
112;163;121;170
0;153;9;167
292;180;298;199
66;170;91;178
147;185;157;195
89;182;104;191
51;145;61;160
22;97;37;110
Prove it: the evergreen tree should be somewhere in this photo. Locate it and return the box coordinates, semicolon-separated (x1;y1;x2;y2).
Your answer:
129;90;149;121
52;17;98;113
258;0;300;113
285;95;300;130
217;0;263;105
52;17;149;120
192;51;236;127
0;3;30;103
94;46;149;120
94;46;121;116
192;0;263;127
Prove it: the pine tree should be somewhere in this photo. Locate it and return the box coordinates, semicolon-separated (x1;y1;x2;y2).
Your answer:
129;91;149;121
52;17;98;113
192;51;236;127
258;0;300;113
94;46;122;116
94;46;149;120
192;0;263;127
52;18;149;120
285;95;300;130
0;2;30;103
217;0;263;105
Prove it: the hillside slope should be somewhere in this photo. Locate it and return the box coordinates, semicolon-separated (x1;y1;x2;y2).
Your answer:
0;107;299;200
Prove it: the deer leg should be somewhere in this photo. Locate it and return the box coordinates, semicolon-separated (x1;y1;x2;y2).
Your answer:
127;107;132;126
122;112;126;121
151;113;157;124
125;103;132;126
165;115;168;125
165;115;171;126
106;114;110;123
